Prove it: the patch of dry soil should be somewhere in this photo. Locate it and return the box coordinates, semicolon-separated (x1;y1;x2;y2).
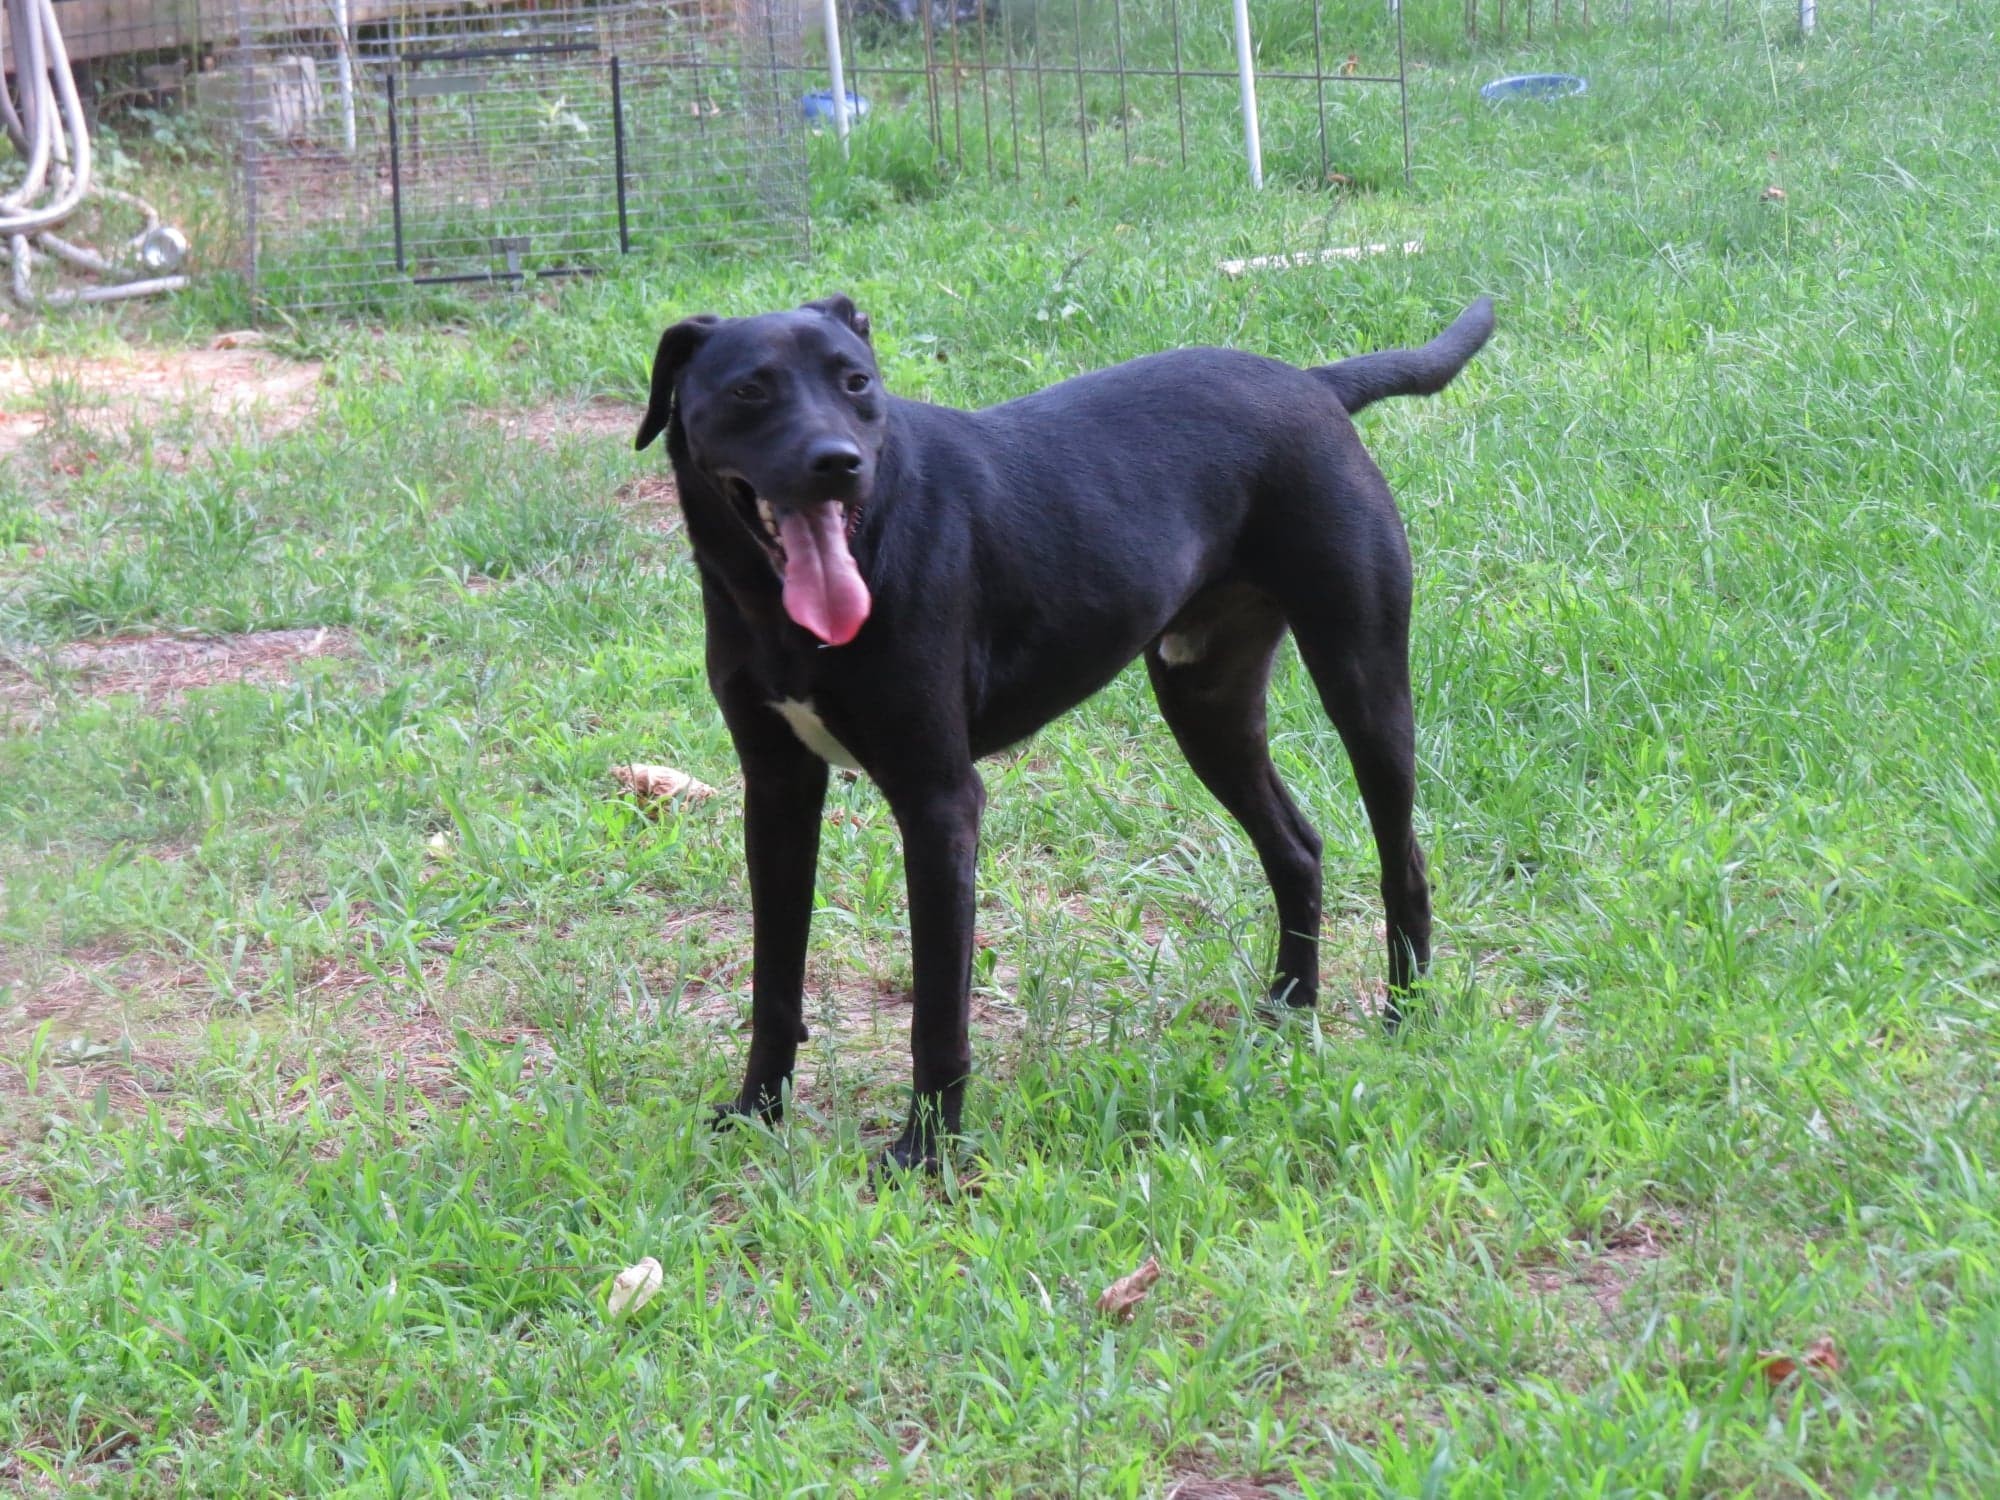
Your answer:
1523;1217;1680;1323
488;398;644;450
0;626;354;724
0;335;324;460
0;944;544;1144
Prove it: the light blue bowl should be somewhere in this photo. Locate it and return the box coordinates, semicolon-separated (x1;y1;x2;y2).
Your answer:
801;90;870;122
1480;73;1587;103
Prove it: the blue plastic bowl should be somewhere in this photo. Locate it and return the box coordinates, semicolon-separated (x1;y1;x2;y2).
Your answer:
1480;73;1587;103
800;90;870;122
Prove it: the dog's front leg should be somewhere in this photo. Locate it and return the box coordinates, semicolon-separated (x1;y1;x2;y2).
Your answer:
878;770;986;1173
728;744;830;1122
712;687;830;1125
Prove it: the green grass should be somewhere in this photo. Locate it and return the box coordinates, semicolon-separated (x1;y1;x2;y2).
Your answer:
4;3;1999;1493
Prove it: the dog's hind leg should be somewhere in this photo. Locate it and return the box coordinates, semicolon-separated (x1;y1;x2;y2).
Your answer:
1148;585;1325;1010
1270;521;1432;1027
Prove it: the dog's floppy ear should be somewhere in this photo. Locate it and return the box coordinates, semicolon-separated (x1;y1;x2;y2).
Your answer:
634;314;720;452
805;293;871;346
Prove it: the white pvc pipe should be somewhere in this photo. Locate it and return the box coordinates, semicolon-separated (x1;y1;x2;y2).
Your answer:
1231;0;1263;189
1799;0;1815;33
333;0;357;155
0;0;92;234
2;0;55;211
822;0;850;155
0;1;28;153
6;233;185;304
2;0;183;304
39;273;191;305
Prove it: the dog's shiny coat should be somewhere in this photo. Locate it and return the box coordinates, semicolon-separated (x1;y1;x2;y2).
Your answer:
636;294;1495;1170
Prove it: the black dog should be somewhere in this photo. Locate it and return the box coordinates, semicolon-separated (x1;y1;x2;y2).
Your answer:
635;293;1494;1171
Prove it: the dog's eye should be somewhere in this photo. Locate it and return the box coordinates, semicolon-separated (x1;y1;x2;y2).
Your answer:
844;372;872;394
733;382;766;403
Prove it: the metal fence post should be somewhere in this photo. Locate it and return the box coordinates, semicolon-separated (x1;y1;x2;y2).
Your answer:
823;0;851;154
1231;0;1263;189
333;0;357;155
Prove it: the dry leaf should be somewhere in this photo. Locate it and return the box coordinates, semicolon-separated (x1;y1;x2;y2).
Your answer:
1759;1336;1839;1386
1757;1350;1799;1385
608;1257;664;1317
1761;185;1787;202
1096;1255;1162;1322
611;763;718;809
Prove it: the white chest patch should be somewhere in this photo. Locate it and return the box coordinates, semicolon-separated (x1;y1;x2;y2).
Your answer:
772;698;861;769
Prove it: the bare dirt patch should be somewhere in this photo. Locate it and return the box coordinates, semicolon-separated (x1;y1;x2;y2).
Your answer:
613;472;680;527
0;336;325;463
3;942;210;1032
488;398;644;451
1;407;43;458
1523;1216;1681;1324
289;977;551;1131
0;944;225;1134
0;626;355;722
0;942;546;1144
656;917;1092;1126
792;970;922;1108
1167;1474;1295;1499
1060;890;1172;948
489;400;679;529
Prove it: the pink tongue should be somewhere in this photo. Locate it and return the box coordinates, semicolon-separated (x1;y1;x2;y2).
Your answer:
777;503;871;645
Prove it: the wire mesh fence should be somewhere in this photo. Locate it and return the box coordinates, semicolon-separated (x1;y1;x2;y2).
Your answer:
5;1;214;82
1447;0;1906;44
12;0;1412;311
9;0;1923;313
802;0;1411;190
212;0;808;309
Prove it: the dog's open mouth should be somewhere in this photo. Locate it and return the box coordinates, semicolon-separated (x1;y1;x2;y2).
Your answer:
722;476;872;647
725;478;793;565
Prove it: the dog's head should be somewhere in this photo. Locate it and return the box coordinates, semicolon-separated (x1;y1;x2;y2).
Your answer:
636;294;885;647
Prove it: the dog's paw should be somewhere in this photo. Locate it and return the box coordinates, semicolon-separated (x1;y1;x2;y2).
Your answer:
871;1136;944;1181
711;1097;782;1131
1266;974;1318;1011
1251;988;1317;1030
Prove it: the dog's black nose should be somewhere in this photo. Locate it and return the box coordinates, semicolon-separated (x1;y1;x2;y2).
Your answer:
806;437;864;478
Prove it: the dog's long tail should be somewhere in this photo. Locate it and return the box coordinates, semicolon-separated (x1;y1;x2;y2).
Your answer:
1313;297;1495;416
